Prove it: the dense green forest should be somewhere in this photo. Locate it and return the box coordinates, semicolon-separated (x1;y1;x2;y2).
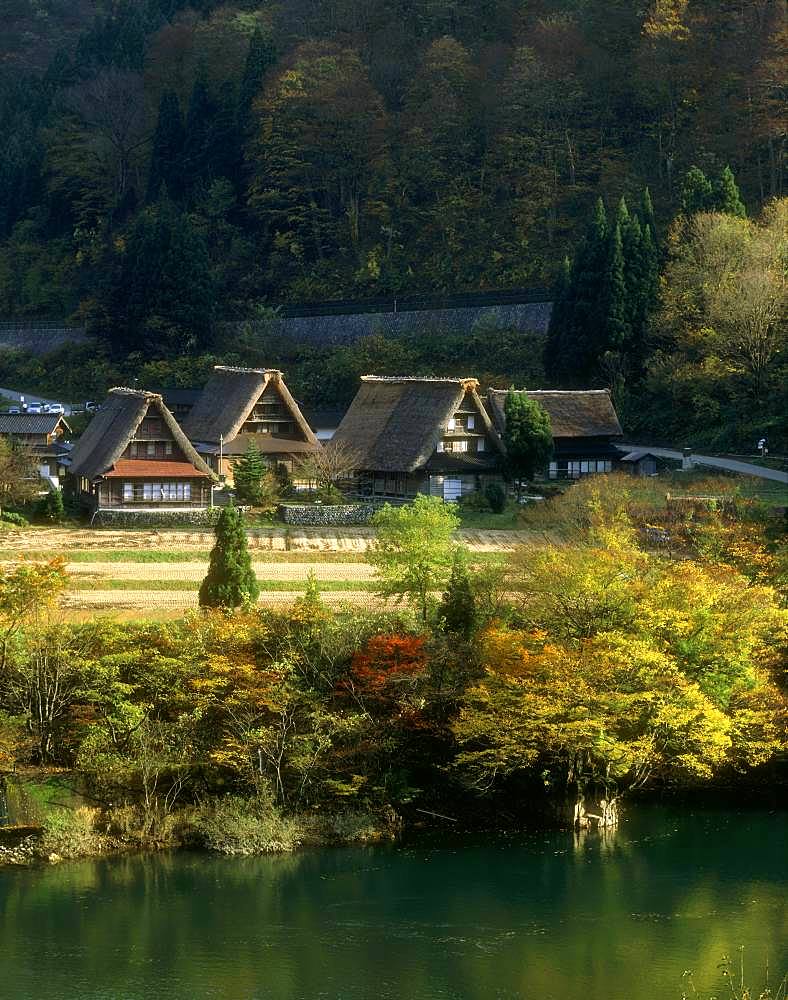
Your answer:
0;0;785;447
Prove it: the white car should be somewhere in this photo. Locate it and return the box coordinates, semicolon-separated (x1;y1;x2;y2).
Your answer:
45;403;65;415
27;403;43;414
7;406;20;414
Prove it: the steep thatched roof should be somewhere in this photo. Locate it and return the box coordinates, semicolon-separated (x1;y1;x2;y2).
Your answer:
332;376;503;473
69;388;213;482
487;389;623;438
183;366;319;448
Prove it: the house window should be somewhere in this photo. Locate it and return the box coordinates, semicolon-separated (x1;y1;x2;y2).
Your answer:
447;418;456;431
549;462;558;479
123;483;133;501
467;415;475;430
568;461;581;478
141;481;192;501
436;441;445;453
129;443;138;459
146;442;156;457
165;441;173;456
477;438;486;452
446;440;468;453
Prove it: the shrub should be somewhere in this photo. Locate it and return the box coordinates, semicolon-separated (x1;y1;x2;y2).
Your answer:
190;794;301;855
329;809;389;843
40;807;103;860
34;489;65;524
0;510;28;526
458;491;491;513
484;482;507;514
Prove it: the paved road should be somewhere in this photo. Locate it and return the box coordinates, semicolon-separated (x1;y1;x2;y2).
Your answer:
618;444;788;484
0;386;76;415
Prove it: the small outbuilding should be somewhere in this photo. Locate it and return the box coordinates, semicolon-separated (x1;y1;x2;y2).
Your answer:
618;450;660;477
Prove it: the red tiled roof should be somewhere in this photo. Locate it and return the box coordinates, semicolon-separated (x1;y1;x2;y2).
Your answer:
103;460;211;478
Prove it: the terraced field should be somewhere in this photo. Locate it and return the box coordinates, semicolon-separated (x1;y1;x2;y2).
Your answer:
0;525;528;617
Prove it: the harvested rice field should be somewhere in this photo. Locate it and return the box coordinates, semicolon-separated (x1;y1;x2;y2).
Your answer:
0;524;527;617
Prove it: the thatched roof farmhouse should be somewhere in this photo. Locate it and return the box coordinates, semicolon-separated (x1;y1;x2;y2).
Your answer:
68;388;214;512
332;376;505;500
183;367;320;478
486;388;623;478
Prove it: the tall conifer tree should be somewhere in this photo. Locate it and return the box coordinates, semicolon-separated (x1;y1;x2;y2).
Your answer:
199;503;259;609
233;441;267;505
182;69;215;194
715;165;746;217
601;222;630;354
147;90;184;202
681;166;714;215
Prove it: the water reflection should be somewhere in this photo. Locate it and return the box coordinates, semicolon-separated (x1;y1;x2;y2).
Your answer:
1;806;786;1000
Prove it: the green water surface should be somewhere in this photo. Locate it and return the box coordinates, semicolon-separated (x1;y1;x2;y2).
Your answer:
0;805;785;1000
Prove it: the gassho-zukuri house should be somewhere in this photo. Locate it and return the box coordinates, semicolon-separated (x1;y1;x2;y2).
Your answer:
67;388;215;513
331;376;506;501
486;388;623;479
182;366;321;480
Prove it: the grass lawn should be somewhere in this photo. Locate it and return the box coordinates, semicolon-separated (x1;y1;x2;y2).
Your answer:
0;548;371;563
456;504;523;530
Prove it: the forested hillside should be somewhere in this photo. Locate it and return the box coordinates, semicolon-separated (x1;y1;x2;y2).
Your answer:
0;0;785;446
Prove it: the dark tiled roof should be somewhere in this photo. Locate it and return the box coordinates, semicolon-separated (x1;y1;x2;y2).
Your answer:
0;413;69;435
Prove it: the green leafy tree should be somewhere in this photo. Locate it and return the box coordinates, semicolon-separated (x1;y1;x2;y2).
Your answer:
437;547;476;639
370;495;459;622
233;441;267;506
199;504;260;609
503;391;553;496
0;438;38;517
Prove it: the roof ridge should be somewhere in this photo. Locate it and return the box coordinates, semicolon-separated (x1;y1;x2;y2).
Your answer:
361;375;479;386
213;365;282;376
491;387;611;395
108;387;162;399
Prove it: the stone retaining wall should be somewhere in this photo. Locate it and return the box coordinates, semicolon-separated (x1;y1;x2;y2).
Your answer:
92;508;232;528
279;503;378;526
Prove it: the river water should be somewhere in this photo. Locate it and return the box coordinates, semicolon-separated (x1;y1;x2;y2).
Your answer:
0;805;785;1000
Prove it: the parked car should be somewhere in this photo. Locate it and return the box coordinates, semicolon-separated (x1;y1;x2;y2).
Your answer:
7;406;20;414
27;403;43;414
85;401;98;412
46;403;65;414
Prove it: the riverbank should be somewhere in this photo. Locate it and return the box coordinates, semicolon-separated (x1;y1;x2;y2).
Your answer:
0;771;404;868
3;768;786;870
2;805;786;1000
